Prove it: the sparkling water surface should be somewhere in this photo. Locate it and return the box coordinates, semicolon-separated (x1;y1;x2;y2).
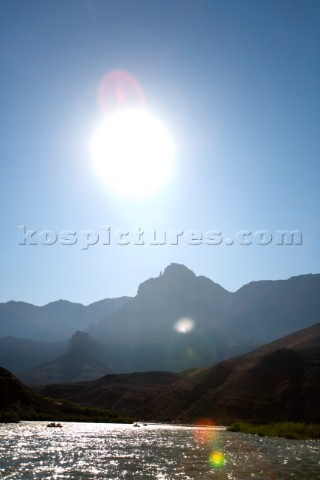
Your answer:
0;422;319;479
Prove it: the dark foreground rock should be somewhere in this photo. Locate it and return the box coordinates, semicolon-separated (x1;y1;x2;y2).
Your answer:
0;366;131;423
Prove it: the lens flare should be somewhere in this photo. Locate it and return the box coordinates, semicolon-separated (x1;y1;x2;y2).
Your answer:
98;70;146;115
174;317;195;333
165;329;215;371
209;450;225;469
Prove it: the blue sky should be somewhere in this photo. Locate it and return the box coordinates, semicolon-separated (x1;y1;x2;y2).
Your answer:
1;0;319;305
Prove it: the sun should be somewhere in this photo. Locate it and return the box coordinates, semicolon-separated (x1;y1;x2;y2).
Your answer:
91;109;174;197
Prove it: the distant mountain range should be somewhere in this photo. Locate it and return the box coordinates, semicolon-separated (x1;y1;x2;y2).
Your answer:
0;336;66;373
0;297;131;341
1;264;320;376
41;323;320;424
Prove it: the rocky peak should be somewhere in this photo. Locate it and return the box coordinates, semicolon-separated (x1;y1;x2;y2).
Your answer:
68;331;90;348
162;263;196;279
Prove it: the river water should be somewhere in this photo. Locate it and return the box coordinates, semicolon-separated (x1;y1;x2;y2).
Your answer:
0;422;319;479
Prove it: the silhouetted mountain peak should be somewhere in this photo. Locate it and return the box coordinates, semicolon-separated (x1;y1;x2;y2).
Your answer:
135;264;229;311
68;331;90;347
162;263;196;279
137;263;218;298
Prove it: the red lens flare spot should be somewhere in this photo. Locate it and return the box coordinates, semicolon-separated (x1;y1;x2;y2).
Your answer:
194;418;216;427
98;70;146;115
193;418;217;446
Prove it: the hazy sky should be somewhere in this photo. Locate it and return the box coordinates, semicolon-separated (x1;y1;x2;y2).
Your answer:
1;0;319;305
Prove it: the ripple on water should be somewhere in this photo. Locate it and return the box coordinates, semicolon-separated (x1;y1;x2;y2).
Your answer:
0;422;319;479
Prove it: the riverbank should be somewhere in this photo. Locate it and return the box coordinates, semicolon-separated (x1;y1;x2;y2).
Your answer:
227;421;320;440
0;397;132;424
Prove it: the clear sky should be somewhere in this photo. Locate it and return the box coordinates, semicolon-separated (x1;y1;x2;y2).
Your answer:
1;0;319;305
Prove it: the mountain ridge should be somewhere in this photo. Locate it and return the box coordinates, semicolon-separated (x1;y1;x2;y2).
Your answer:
0;296;131;341
89;266;320;371
41;323;320;424
1;265;320;374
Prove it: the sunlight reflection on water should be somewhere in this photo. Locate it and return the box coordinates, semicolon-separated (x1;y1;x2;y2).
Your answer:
0;422;319;479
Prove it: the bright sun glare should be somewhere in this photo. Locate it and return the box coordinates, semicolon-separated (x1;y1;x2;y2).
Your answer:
91;109;174;197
